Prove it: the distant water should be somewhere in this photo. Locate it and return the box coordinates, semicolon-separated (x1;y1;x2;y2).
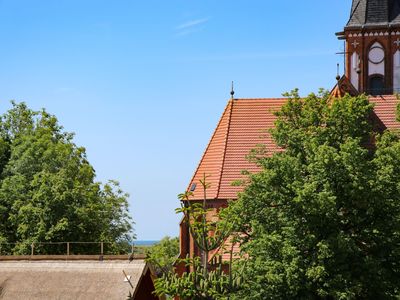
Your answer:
134;240;159;246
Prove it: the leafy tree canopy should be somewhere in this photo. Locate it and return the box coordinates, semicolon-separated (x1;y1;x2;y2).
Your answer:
229;90;400;299
0;102;134;254
145;236;179;276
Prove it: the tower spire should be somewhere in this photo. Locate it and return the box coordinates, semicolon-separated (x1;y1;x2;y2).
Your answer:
346;0;399;29
230;81;235;99
336;63;341;81
339;0;400;95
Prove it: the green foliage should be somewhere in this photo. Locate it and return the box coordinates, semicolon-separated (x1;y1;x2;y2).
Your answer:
228;90;400;299
0;102;134;254
397;100;400;122
155;256;244;300
272;89;373;158
146;236;179;276
176;175;234;268
154;175;242;299
176;203;232;257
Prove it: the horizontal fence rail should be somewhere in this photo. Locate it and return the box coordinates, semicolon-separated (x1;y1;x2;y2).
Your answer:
0;242;146;260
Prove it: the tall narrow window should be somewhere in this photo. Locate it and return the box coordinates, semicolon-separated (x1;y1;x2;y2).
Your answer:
393;50;400;93
368;42;385;94
350;52;360;90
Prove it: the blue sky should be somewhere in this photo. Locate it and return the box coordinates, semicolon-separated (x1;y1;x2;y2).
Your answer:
0;0;349;240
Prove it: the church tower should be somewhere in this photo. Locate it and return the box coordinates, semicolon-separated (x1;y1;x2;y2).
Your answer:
337;0;400;95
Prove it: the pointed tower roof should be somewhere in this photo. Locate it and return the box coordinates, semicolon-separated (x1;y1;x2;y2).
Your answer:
346;0;400;29
330;76;359;98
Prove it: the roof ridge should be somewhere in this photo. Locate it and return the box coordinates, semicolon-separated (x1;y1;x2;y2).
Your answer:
234;97;288;100
215;100;234;199
185;100;234;197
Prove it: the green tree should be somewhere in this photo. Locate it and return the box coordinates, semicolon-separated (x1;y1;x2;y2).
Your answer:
0;102;134;254
229;90;400;299
397;100;400;122
145;236;179;276
154;175;243;300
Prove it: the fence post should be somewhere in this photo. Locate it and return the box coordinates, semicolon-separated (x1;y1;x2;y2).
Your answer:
67;242;70;256
31;243;34;256
100;242;104;255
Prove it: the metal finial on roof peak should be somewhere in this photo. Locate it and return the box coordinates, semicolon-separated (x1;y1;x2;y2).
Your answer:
230;81;235;99
336;63;341;81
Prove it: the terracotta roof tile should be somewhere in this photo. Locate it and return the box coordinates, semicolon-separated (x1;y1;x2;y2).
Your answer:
187;98;286;200
187;96;400;201
370;95;400;130
186;100;233;200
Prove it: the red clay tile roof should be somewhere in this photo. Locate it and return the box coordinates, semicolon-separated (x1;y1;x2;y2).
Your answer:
187;96;400;201
187;98;286;200
370;95;400;129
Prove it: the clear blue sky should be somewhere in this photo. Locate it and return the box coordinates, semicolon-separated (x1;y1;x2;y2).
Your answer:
0;0;350;240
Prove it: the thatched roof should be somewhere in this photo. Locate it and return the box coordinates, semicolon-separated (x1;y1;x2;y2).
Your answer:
0;260;147;299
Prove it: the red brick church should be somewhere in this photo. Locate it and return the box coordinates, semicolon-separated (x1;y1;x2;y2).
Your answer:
178;0;400;269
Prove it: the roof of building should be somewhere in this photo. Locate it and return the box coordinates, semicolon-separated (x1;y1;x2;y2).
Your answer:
370;94;400;128
0;260;150;300
186;95;400;201
346;0;400;29
330;76;359;98
187;98;286;201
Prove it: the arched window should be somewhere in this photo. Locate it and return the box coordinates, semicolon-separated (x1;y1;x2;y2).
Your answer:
368;42;385;94
369;75;385;95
